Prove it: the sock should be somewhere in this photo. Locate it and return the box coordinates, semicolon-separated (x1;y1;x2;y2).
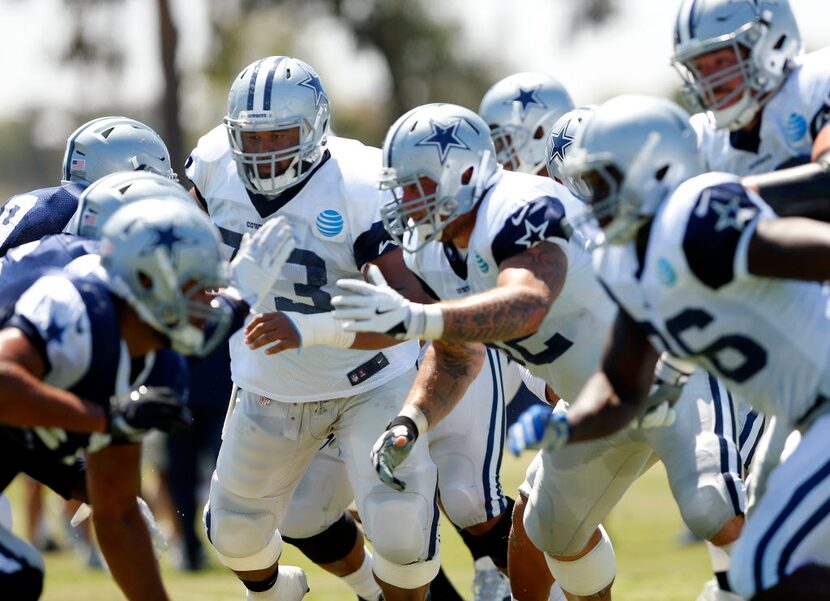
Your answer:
707;541;734;591
343;549;382;600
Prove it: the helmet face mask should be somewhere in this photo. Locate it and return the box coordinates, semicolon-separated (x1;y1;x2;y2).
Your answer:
672;0;802;130
225;56;330;197
62;117;176;185
564;95;703;247
379;169;464;252
380;103;500;252
479;73;575;174
100;199;231;357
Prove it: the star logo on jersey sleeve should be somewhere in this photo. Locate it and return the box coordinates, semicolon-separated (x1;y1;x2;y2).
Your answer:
298;69;328;108
415;119;471;164
710;193;757;232
515;220;550;248
547;123;574;162
506;85;547;119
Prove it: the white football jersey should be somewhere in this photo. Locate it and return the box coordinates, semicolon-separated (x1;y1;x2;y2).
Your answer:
692;47;830;175
186;127;418;402
405;170;616;402
594;172;830;424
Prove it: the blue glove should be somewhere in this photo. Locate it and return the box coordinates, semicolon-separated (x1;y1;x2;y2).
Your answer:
507;405;571;456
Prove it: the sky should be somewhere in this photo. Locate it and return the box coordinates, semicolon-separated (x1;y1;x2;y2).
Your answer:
2;0;830;132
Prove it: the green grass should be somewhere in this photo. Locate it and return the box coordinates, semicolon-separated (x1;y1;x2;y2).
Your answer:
12;453;712;600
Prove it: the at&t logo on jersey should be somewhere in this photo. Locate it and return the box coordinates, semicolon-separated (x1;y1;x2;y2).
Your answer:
657;258;676;287
786;113;807;142
315;209;345;241
474;252;490;273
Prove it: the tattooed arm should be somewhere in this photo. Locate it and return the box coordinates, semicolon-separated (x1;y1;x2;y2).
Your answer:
406;340;486;428
439;241;567;342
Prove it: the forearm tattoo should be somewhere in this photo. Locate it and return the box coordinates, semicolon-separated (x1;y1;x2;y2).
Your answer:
415;342;485;426
441;242;566;343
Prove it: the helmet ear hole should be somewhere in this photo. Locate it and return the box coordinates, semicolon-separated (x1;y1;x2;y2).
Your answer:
138;271;153;290
461;166;474;185
655;165;670;181
533;126;546;140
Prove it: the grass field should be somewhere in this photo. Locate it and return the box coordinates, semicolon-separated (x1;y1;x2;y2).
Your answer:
11;452;713;600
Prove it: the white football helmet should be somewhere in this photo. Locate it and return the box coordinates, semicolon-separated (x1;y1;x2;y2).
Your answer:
479;72;574;174
545;105;598;200
672;0;802;130
75;171;193;240
564;95;702;245
225;56;330;197
379;103;501;252
62;116;176;185
100;199;230;356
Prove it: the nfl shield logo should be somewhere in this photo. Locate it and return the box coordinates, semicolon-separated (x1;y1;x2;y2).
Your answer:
259;396;271;407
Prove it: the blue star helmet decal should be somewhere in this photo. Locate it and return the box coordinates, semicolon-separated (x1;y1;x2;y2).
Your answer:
506;85;547;119
45;315;67;344
298;68;328;108
143;225;187;256
547;122;574;163
415;119;471;165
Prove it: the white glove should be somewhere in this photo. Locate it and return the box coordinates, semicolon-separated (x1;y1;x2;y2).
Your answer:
332;265;443;340
228;216;295;308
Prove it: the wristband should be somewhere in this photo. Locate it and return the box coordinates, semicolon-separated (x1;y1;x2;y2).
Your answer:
408;304;445;340
398;404;429;437
283;311;356;349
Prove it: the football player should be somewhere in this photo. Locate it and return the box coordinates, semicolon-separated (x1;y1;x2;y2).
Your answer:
0;116;176;257
479;72;575;176
187;56;440;601
560;92;830;601
672;0;830;216
331;103;745;601
0;200;218;600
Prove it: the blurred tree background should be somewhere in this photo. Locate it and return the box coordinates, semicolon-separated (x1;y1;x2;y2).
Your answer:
0;0;626;198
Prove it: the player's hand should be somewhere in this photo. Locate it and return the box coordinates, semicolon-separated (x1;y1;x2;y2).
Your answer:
371;416;419;491
107;386;192;443
630;398;677;430
229;216;295;308
244;312;301;355
507;405;571;456
333;265;419;339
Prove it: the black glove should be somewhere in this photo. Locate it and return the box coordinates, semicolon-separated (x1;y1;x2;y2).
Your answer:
107;386;192;443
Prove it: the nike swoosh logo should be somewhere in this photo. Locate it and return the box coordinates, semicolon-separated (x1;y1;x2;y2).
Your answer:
511;206;530;226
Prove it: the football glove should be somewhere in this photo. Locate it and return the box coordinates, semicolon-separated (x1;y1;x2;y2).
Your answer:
107;386;192;443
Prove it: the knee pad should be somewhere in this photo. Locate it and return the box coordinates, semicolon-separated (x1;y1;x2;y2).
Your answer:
204;499;283;572
678;480;744;542
0;527;44;601
373;552;441;590
544;526;616;597
362;490;436;566
283;512;358;565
